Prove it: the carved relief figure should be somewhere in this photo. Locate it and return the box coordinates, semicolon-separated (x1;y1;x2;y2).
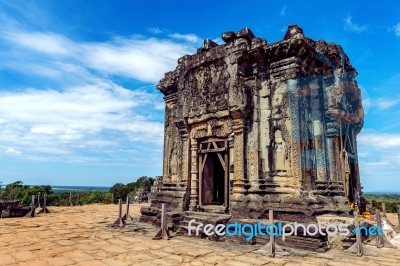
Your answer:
271;86;285;127
273;129;288;176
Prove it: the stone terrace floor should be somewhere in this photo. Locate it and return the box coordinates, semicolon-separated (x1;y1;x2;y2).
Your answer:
0;203;399;266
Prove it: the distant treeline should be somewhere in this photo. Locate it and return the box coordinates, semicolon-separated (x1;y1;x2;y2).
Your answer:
0;177;154;206
364;193;400;213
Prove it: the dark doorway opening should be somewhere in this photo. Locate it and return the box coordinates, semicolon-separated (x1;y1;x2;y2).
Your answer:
198;139;229;209
202;152;225;205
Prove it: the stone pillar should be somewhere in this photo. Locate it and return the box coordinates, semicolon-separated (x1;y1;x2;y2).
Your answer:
163;115;170;182
232;111;245;193
325;137;333;180
325;122;338;182
247;85;260;190
334;136;343;183
313;119;328;181
180;131;189;183
177;119;189;185
287;79;302;183
163;93;177;182
310;77;327;182
260;81;271;176
228;133;235;193
189;138;199;209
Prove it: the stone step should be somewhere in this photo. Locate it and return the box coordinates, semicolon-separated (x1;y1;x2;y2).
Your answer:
199;205;226;214
184;211;231;219
182;212;231;224
159;186;187;192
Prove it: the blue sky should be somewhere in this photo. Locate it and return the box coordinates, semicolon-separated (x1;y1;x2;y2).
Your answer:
0;1;399;190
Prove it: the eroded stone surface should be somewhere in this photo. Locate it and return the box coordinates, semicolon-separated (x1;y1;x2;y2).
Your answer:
142;25;365;251
1;204;400;266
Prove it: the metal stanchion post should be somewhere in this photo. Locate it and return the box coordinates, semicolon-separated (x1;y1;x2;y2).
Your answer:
25;195;35;217
257;209;283;257
346;210;364;256
122;196;133;221
112;199;126;227
382;202;387;218
366;209;397;249
153;203;170;240
37;192;41;208
69;192;73;207
38;194;50;214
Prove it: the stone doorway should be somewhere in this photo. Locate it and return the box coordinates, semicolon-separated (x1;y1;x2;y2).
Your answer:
198;139;229;210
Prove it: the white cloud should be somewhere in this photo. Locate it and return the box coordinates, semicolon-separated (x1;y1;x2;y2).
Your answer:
0;78;164;163
357;131;400;191
212;38;224;45
5;148;21;155
358;133;400;149
1;29;198;83
376;98;400;110
394;23;400;37
3;31;72;55
362;162;389;166
81;38;194;82
169;33;201;43
147;27;163;34
154;102;165;110
280;5;287;16
0;25;201;164
343;15;367;33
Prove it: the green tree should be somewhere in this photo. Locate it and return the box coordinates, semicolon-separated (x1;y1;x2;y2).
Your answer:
136;176;154;189
108;177;155;202
0;181;54;206
108;183;129;203
1;181;27;200
80;191;105;204
103;192;113;204
17;185;54;206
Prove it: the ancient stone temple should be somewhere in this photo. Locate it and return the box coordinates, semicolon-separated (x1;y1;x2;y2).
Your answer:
141;25;364;251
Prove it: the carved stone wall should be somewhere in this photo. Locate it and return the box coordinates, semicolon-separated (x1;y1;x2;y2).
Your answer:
142;25;365;237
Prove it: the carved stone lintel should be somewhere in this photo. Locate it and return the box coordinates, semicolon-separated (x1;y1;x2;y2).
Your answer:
190;117;232;139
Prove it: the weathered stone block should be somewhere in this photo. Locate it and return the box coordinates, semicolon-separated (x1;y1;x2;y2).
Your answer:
222;31;236;43
142;24;365;252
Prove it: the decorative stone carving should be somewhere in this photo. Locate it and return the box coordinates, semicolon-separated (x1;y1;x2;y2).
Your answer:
189;138;199;209
271;85;286;127
141;25;365;251
190;118;232;139
343;150;351;197
272;129;289;176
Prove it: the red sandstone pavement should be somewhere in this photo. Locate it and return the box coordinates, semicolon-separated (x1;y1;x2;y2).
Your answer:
0;204;399;266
